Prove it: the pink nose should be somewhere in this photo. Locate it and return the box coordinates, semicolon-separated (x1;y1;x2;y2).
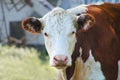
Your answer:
53;55;68;67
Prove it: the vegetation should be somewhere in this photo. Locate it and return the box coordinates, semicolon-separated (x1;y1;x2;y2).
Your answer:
0;44;57;80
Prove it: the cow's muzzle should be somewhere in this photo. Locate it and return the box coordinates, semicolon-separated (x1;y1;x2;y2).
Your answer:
53;55;68;69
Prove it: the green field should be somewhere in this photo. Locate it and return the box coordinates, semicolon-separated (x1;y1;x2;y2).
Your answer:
0;44;57;80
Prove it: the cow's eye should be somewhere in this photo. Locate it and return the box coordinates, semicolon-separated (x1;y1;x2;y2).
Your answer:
69;31;75;36
72;31;75;34
44;32;48;37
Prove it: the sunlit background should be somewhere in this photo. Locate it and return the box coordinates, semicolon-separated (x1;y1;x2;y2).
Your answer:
0;0;120;80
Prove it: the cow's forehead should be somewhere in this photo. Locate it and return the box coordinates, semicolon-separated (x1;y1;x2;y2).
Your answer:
43;7;76;20
42;7;77;34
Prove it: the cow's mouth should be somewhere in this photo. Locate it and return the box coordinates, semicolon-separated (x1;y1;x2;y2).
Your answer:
54;63;72;69
54;62;67;69
52;56;71;69
55;66;67;69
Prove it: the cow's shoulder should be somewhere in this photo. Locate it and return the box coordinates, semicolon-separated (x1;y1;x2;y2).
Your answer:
87;3;120;41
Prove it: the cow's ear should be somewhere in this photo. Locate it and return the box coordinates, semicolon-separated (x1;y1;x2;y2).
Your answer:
77;14;95;31
21;17;43;33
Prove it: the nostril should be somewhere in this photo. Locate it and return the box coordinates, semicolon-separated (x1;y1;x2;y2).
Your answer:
64;57;68;62
53;56;69;67
53;56;68;63
54;57;58;61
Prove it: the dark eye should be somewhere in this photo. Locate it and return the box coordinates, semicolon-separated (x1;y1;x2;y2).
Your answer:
72;31;75;34
44;32;48;37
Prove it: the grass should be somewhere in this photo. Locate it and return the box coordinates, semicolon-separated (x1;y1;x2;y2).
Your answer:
0;44;57;80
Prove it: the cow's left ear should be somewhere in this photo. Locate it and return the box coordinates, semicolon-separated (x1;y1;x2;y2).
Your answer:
77;14;95;31
21;17;43;33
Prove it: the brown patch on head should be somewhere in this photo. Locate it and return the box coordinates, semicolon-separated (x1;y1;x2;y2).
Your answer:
21;17;42;33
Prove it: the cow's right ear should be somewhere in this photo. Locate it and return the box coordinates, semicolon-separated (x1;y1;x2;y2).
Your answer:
77;14;95;31
21;17;43;33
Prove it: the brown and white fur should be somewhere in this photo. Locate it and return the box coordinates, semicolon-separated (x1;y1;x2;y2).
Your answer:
21;2;120;80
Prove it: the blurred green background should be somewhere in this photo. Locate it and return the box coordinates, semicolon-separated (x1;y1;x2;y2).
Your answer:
0;44;57;80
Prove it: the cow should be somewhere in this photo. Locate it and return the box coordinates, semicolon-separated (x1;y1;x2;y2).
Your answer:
21;2;120;80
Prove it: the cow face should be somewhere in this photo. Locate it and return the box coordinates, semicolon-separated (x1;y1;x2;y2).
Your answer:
22;7;95;69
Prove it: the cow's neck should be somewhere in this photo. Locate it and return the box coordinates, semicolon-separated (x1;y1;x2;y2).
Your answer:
65;36;105;80
57;69;67;80
66;51;105;80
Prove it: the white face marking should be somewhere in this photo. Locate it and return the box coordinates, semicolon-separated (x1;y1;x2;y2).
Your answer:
42;8;77;67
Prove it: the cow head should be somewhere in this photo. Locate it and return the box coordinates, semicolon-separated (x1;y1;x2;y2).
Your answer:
22;7;95;69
